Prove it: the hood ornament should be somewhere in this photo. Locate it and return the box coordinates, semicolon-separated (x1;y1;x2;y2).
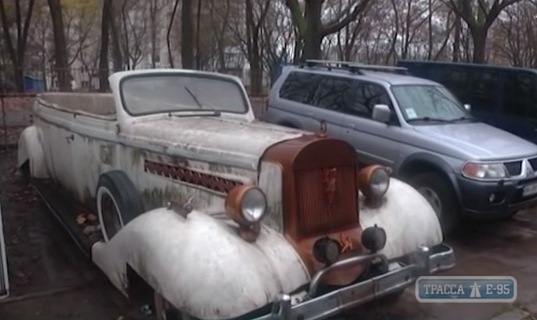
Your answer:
322;167;338;205
316;119;328;138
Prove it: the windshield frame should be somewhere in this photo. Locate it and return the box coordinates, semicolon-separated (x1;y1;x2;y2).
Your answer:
118;72;250;117
390;84;472;124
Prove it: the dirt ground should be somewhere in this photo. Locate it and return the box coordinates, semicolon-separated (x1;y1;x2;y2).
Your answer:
0;149;143;320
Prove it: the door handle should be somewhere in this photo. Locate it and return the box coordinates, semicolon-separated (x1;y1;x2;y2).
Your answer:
345;123;357;129
65;134;74;143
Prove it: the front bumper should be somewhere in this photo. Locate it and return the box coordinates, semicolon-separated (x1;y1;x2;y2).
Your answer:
254;243;455;320
457;175;537;218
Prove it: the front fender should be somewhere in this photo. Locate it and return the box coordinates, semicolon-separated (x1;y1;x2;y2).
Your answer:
17;126;49;178
360;178;443;260
91;208;310;319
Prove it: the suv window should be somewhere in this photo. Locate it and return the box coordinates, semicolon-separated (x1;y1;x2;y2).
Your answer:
311;75;354;111
309;74;392;119
346;81;392;118
502;72;536;118
279;71;321;104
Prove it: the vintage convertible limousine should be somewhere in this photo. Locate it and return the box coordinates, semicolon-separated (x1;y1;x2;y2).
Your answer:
17;69;455;319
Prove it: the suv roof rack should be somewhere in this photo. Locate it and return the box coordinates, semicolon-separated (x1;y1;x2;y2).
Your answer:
300;60;410;75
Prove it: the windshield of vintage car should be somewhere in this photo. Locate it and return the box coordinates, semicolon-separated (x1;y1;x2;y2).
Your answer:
120;74;248;115
391;84;471;123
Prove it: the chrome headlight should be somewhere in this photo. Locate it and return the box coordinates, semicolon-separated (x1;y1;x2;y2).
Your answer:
358;165;391;199
225;185;268;225
240;187;267;223
370;167;390;196
462;162;506;180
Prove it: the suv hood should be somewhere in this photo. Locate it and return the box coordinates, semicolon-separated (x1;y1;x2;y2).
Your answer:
123;116;304;170
413;122;537;160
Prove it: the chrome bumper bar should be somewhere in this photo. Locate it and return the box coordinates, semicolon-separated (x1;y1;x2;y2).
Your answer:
256;244;455;320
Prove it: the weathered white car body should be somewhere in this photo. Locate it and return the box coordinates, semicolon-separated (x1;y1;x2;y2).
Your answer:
18;69;455;319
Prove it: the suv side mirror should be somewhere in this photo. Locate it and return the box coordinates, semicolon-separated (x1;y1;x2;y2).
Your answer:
372;104;392;123
464;104;471;111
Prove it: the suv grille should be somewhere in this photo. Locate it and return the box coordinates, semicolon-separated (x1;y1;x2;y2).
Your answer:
503;157;537;177
295;166;357;237
529;157;537;170
504;161;522;176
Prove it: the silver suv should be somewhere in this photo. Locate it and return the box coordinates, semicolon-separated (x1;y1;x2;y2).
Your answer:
264;60;537;234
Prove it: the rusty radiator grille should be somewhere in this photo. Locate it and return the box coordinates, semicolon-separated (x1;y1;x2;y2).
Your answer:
295;166;358;237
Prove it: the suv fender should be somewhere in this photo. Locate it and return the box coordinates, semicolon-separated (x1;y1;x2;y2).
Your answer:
395;153;462;205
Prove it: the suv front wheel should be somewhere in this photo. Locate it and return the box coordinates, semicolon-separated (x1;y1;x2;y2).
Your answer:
409;172;459;236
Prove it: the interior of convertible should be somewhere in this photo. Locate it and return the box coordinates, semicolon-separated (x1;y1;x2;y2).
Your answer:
37;92;116;118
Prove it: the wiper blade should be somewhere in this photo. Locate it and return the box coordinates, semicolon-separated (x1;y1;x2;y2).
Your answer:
184;85;221;116
448;116;475;122
406;117;451;123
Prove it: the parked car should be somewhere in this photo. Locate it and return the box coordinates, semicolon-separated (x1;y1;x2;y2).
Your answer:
0;184;9;300
264;60;537;234
397;60;537;144
17;69;454;320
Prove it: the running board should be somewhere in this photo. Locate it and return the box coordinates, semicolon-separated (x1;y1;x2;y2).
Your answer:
0;200;9;299
31;179;99;259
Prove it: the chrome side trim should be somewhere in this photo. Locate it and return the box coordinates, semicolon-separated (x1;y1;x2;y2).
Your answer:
0;202;9;299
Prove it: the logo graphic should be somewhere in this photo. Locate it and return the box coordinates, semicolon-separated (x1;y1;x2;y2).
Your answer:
469;282;481;298
322;167;338;205
337;233;354;253
416;276;517;303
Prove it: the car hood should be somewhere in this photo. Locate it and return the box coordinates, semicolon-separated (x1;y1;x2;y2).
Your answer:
413;122;537;160
123;116;305;170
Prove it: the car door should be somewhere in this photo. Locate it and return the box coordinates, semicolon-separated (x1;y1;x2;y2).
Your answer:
41;115;78;194
338;80;403;168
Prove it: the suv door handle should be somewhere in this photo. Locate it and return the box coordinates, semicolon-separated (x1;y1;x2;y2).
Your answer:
345;123;357;129
65;134;74;143
306;112;316;117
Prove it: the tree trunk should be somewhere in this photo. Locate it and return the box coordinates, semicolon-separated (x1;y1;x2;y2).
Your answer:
167;0;180;68
150;0;157;68
195;0;202;69
47;0;70;91
0;0;36;91
471;27;487;63
110;4;123;72
452;16;461;62
302;0;323;60
98;0;111;92
181;0;195;69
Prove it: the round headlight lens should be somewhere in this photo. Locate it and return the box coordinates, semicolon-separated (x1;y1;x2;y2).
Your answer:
241;188;267;223
370;168;390;196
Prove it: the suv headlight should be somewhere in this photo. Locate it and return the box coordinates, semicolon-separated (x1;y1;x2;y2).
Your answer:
462;162;506;180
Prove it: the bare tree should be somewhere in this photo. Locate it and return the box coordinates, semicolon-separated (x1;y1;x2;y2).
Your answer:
47;0;70;90
181;0;195;68
0;0;36;90
167;0;180;68
445;0;523;63
99;0;112;91
244;0;271;95
286;0;371;61
493;1;537;67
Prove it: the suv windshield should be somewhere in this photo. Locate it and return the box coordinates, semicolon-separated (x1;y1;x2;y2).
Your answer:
120;74;248;116
391;84;472;123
